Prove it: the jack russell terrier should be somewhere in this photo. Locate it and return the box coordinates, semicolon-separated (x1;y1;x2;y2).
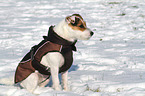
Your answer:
14;14;94;93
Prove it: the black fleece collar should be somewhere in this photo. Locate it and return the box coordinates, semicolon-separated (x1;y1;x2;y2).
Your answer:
43;26;77;51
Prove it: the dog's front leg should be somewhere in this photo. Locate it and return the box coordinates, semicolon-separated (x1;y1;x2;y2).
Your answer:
51;65;61;91
61;71;68;91
44;52;64;91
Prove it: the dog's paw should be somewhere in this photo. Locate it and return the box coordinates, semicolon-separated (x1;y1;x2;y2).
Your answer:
53;85;61;91
63;85;70;91
63;87;69;91
55;87;61;91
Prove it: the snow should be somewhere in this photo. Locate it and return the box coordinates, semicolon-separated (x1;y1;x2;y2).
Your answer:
0;0;145;96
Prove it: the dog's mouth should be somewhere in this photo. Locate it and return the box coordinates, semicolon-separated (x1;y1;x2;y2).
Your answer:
82;32;94;40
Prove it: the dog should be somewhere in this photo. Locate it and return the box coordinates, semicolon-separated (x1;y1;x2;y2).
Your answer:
14;14;94;93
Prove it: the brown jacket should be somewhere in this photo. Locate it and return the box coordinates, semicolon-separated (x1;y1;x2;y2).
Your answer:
15;26;77;83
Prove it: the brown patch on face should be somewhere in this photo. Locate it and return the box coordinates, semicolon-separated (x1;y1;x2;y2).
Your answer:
72;14;83;20
68;21;86;31
67;14;87;31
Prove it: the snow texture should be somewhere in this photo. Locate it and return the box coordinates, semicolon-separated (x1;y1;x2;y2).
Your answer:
0;0;145;96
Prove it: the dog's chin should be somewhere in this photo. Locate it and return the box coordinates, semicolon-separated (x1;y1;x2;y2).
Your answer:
78;36;92;40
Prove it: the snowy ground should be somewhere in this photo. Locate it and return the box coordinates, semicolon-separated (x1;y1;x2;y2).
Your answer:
0;0;145;96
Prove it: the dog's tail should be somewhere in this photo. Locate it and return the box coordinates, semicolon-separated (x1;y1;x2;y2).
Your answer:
0;76;14;85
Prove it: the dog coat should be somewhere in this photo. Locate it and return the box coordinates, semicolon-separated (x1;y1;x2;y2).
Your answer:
14;26;77;83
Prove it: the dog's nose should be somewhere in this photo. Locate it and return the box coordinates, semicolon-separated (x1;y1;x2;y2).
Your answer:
90;31;94;36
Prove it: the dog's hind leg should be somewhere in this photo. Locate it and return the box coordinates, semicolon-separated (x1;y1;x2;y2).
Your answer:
38;76;50;87
20;71;39;93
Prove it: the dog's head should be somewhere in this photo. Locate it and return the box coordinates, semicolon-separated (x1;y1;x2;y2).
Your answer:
65;14;94;40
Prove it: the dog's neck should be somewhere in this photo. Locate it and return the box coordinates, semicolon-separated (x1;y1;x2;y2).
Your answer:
54;19;76;42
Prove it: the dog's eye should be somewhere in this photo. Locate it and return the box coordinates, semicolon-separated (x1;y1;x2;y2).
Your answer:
71;20;75;23
79;24;84;28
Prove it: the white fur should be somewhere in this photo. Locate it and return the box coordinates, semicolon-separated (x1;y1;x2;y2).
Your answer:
54;19;92;42
20;16;93;93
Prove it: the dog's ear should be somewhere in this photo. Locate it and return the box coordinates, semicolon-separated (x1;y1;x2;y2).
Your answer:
66;16;76;24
